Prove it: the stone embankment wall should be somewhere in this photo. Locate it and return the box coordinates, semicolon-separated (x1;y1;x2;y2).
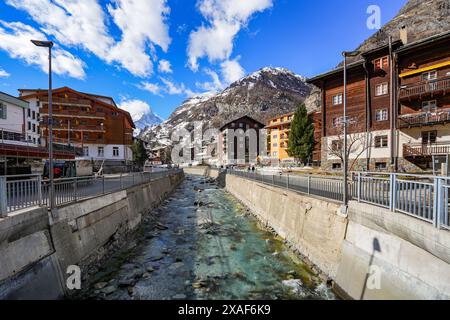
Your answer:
0;171;184;299
225;174;450;300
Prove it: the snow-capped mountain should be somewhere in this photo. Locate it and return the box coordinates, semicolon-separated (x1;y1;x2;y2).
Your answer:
140;67;315;149
134;110;163;132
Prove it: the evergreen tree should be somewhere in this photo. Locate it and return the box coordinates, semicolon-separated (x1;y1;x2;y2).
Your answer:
287;104;315;164
132;139;148;166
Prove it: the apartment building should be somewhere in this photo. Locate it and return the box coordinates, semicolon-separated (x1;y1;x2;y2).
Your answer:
217;116;265;166
0;91;74;174
266;112;295;163
19;87;135;169
308;30;450;172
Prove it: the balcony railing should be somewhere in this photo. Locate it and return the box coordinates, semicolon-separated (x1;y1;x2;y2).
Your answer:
399;77;450;100
403;142;450;157
398;108;450;128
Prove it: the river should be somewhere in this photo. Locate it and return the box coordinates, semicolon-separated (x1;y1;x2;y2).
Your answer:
78;175;336;300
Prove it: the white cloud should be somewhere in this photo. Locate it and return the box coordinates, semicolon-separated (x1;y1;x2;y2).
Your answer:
140;82;163;96
158;59;172;73
0;21;86;79
0;67;10;78
118;99;152;122
221;57;245;85
6;0;113;58
107;0;172;77
196;68;223;92
160;77;187;95
187;0;272;71
6;0;172;77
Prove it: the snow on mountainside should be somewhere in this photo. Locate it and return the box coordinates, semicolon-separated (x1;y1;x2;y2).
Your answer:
139;67;314;149
135;111;163;131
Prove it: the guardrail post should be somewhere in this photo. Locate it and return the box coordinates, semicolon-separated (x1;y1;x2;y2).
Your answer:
389;173;397;212
308;176;311;195
0;176;7;217
286;173;289;189
74;177;78;201
37;175;42;206
357;172;361;202
102;175;105;194
120;173;123;189
433;177;443;228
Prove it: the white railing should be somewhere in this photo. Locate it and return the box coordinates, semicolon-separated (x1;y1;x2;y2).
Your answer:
228;169;450;230
0;169;183;217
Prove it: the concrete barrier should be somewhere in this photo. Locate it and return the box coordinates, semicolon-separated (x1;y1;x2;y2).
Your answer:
0;171;184;299
225;174;450;300
225;174;347;278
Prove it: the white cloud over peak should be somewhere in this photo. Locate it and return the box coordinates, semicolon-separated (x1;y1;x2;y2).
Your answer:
187;0;272;71
158;59;173;73
141;78;197;97
0;21;86;79
140;82;164;96
107;0;172;77
221;57;245;85
118;99;153;122
5;0;172;78
0;67;10;78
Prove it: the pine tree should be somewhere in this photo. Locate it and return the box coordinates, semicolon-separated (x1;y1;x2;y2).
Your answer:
287;104;315;164
132;139;148;166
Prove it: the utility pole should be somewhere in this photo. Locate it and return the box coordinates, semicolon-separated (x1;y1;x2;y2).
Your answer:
342;50;361;208
31;40;54;210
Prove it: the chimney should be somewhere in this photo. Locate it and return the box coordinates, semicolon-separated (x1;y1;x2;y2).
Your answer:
400;25;408;44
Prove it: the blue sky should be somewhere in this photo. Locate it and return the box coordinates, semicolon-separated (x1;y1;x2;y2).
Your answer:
0;0;408;122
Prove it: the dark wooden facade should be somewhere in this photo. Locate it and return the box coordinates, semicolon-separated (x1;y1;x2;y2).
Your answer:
19;87;135;148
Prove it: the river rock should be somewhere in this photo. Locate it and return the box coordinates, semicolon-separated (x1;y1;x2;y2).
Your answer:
101;285;116;295
172;294;187;299
282;279;303;294
93;282;108;290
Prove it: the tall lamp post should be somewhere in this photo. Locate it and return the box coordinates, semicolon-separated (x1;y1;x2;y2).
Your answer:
31;40;54;210
342;50;361;207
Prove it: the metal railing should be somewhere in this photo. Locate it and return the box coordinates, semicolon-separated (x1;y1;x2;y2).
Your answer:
1;169;183;217
399;77;450;99
398;108;450;128
403;141;450;157
228;169;450;230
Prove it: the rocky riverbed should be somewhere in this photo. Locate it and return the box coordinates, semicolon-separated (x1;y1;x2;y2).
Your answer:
77;175;336;300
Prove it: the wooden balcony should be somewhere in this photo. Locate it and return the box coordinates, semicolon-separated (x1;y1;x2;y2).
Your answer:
403;142;450;157
399;77;450;100
398;108;450;128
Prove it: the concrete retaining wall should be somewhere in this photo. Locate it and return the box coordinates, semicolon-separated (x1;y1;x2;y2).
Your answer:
225;174;450;300
0;171;184;299
225;174;347;278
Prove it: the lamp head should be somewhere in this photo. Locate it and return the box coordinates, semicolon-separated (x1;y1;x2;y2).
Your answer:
31;40;54;48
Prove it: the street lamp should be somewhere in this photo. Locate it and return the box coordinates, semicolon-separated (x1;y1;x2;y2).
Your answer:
342;50;361;208
31;39;55;210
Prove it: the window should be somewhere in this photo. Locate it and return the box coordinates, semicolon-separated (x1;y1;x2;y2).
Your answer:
332;93;343;105
422;131;437;145
374;135;388;148
32;123;36;133
332;117;343;128
32;111;36;120
331;140;342;152
422;100;437;113
375;83;388;96
36;101;40;106
375;162;387;170
374;56;389;70
273;143;278;148
28;121;31;130
272;151;278;157
239;123;244;128
27;108;31;117
375;109;388;121
0;102;6;119
113;147;119;157
273;134;278;140
422;70;437;81
332;163;342;170
33;138;36;144
83;146;89;156
97;146;104;157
